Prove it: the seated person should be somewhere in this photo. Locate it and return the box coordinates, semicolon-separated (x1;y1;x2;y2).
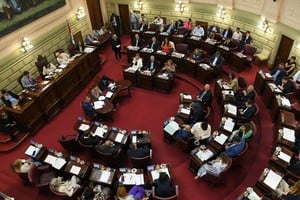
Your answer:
153;172;175;198
222;26;233;40
293;70;300;84
128;143;150;158
197;84;213;107
191;24;205;38
190;101;205;123
147;36;159;51
183;18;192;30
116;185;147;200
161;38;174;54
239;31;252;51
208;22;220;35
285;56;297;77
288;149;300;176
139;21;148;33
174;124;193;141
271;63;287;86
131;53;143;71
237;100;257;120
36;55;57;79
162;59;176;75
81;96;97;118
81;182;111;200
208;30;219;42
229;73;239;93
12;158;34;173
191;121;211;142
20;71;38;90
42;63;57;78
143;55;158;72
175;19;184;30
55;51;70;65
89;84;102;100
232;27;243;41
278;77;293;94
132;33;144;48
50;175;80;197
86;33;100;45
0;111;25;140
209;51;223;70
228;123;253;141
225;135;246;158
94;140;121;154
236;85;256;108
98;76;114;91
194;153;229;179
275;180;300;199
1;89;25;107
223;38;238;49
163;20;176;36
78;131;101;146
191;48;202;62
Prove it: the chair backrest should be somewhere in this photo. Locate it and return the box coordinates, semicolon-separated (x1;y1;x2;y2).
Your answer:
58;134;81;153
175;43;188;54
177;137;194;153
35;55;49;77
238;76;248;90
130;151;152;168
203;106;211;121
243;44;257;56
152;185;179;200
236;142;248;157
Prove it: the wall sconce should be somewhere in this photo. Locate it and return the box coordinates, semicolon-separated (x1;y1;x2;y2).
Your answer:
76;7;85;19
135;0;143;10
175;1;185;13
257;16;271;33
216;5;226;19
296;43;300;50
21;37;33;53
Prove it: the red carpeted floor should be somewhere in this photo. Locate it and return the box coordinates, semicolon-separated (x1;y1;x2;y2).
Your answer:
0;35;274;200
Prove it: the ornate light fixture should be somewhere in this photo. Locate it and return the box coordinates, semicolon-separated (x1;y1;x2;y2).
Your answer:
76;7;86;20
216;5;226;19
21;37;33;53
176;1;185;13
134;0;143;10
257;16;271;33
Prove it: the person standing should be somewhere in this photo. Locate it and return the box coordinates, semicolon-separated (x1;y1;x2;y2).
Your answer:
110;13;121;37
111;34;121;60
130;10;139;30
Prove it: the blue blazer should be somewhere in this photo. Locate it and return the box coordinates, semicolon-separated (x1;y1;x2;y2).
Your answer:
82;101;96;117
209;54;224;69
225;139;245;158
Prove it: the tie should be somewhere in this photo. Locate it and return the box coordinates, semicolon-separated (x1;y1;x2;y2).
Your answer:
151;43;154;49
136;40;138;47
213;57;218;66
224;30;228;38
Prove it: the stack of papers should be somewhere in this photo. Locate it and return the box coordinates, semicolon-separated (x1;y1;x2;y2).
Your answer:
93;127;107;138
44;154;66;170
25;145;40;157
94;100;105;109
132;136;137;143
58;64;68;69
105;91;113;98
227;104;237;115
223;85;232;90
151;168;170;180
183;95;192;100
263;170;282;190
281;98;291;107
248;191;262;200
70;165;81;175
224;118;235;132
123;173;144;185
199;63;211;70
180;108;191;115
98;96;106;100
84;47;95;53
190;36;201;41
78;124;90;131
283;128;295;142
214;133;228;145
115;133;124;143
100;170;110;183
278;151;291;163
196;149;213;161
164;121;180;135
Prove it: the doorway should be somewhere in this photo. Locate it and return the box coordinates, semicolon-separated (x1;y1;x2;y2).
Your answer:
118;4;130;35
86;0;103;30
274;35;294;67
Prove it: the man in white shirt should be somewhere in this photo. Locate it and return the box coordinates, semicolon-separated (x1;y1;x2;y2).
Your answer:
192;24;205;38
232;27;243;41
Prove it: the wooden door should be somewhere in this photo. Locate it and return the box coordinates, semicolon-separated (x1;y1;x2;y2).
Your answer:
118;4;130;35
274;35;294;67
86;0;103;30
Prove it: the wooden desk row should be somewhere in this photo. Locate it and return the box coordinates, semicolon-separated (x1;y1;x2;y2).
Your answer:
4;48;101;133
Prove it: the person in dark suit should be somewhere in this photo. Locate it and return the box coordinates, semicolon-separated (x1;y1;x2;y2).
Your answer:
163;20;176;36
111;34;121;60
147;36;159;51
225;136;246;158
279;77;293;94
239;31;252;51
0;111;23;140
288;150;300;176
128;143;150;158
138;21;148;33
209;51;224;70
197;84;213;107
236;85;256;108
98;76;114;91
208;22;220;35
237;100;257;120
132;33;144;48
94;140;121;154
81;96;97;118
154;172;176;198
222;25;233;40
78;131;101;146
144;55;159;72
1;89;24;107
110;13;121;37
271;63;287;86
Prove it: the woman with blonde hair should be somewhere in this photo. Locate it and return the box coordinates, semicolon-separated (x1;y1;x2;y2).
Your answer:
280;180;300;200
12;158;33;173
116;185;147;200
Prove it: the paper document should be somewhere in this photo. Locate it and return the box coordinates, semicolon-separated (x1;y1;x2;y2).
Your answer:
278;151;291;163
164;121;180;135
44;154;57;165
93;127;106;138
224;119;235;132
94;100;105;109
123;173;136;185
132;136;137;143
263;170;282;190
181;108;191;115
248;191;262;200
196;149;213;161
25;145;39;157
281;98;291;107
98;96;105;100
214;134;228;145
265;73;272;78
227;104;237;115
283;128;295;142
135;174;145;185
52;158;67;170
78;124;90;131
70;165;81;175
151;168;170;180
100;171;110;183
115;133;124;143
199;63;211;69
223;85;231;90
84;47;95;53
58;64;68;69
105;91;113;98
183;95;192;100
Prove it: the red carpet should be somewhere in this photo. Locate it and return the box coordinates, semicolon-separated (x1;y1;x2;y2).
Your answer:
0;35;273;200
